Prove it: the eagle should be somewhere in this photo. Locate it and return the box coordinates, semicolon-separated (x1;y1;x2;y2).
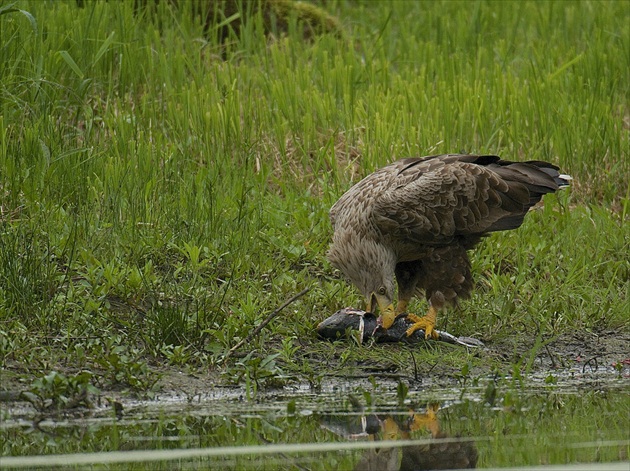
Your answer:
328;154;570;339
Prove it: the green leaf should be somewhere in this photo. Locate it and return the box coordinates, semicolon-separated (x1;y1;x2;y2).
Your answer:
0;3;17;15
58;50;84;79
0;5;38;34
92;31;116;67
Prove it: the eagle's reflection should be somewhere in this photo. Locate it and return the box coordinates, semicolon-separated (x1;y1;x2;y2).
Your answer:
321;398;477;470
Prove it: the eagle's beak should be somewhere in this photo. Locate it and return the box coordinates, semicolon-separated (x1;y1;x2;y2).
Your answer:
369;292;395;332
376;305;396;329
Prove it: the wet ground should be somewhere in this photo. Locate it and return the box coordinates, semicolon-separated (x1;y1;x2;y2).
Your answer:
2;370;629;469
1;332;629;470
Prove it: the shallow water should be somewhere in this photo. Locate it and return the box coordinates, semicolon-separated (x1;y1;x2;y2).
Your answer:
1;371;629;470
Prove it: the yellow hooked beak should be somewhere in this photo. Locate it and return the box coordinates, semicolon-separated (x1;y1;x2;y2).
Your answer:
367;291;396;329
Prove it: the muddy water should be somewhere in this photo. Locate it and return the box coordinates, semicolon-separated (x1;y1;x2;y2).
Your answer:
1;371;629;470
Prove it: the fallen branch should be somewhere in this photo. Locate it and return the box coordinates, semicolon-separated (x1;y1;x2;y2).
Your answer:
223;288;310;361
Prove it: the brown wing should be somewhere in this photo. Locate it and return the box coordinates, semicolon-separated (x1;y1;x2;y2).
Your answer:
371;154;562;245
328;154;460;228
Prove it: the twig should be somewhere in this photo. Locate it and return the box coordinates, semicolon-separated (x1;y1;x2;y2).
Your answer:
544;344;558;369
410;350;419;382
223;288;310;362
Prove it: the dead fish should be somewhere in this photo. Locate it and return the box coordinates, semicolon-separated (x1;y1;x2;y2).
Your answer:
316;308;484;348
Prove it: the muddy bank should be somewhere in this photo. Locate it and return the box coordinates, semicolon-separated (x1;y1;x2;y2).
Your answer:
2;329;628;412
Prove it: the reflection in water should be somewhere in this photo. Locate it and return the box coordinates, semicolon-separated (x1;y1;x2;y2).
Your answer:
3;384;629;469
321;398;477;470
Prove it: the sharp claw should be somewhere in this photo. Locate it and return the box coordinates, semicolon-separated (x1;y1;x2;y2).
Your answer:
405;318;439;339
404;306;439;339
425;328;439;340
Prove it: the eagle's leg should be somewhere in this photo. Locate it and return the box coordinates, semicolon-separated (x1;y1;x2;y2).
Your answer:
405;292;444;339
405;306;439;339
408;403;440;437
394;261;434;334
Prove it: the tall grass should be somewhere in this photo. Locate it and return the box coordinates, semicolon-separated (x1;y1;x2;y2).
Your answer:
0;0;628;379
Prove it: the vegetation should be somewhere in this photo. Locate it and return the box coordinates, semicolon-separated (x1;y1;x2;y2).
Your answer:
0;0;628;400
2;384;629;469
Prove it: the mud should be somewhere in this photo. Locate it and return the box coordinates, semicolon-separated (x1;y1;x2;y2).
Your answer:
1;329;628;413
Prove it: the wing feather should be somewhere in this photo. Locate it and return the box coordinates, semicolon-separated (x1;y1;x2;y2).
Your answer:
370;155;560;245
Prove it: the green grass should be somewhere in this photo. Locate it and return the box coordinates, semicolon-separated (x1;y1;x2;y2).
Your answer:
0;0;628;392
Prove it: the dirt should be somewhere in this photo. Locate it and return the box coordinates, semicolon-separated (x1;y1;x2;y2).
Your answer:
1;330;629;412
161;329;630;396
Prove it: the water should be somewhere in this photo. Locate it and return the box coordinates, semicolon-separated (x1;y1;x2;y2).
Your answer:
1;373;629;470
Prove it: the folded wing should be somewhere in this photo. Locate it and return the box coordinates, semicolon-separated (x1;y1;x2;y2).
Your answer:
371;154;564;245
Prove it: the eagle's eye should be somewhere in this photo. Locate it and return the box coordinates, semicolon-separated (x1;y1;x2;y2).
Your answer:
378;286;387;295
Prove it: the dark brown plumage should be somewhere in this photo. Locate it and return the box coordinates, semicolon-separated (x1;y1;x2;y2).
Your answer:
328;154;570;337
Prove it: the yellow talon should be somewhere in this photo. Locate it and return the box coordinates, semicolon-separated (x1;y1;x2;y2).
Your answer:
408;404;440;436
405;306;439;339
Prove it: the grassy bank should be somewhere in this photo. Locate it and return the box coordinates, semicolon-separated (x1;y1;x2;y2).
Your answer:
0;0;628;395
